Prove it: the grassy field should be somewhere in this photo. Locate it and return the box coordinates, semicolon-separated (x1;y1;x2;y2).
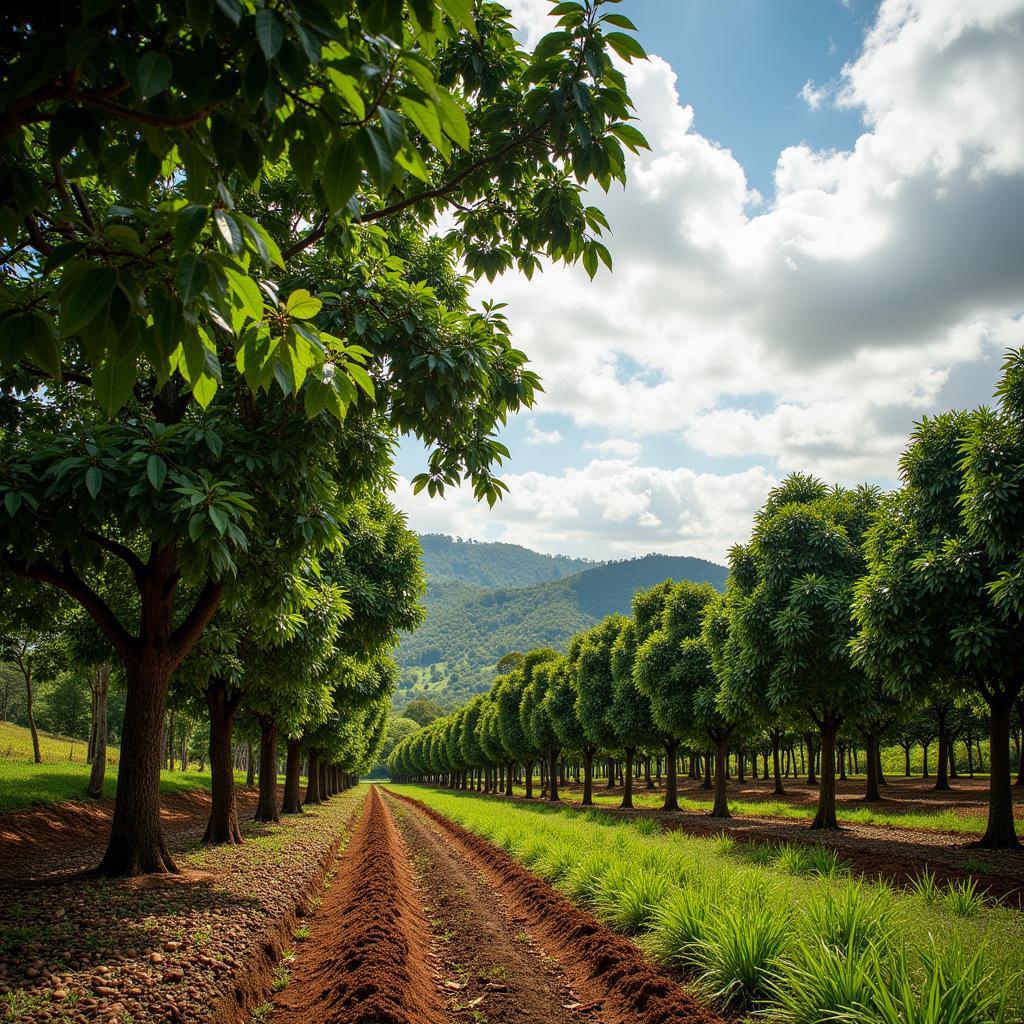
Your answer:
393;786;1023;1023
0;720;269;813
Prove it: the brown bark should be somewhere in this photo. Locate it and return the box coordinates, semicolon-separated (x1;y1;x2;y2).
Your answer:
281;738;304;814
662;738;679;812
304;750;322;805
86;664;110;799
254;716;280;823
935;705;951;791
203;678;242;845
771;731;786;795
977;684;1021;849
547;749;559;801
581;748;595;806
710;735;731;818
620;747;635;809
810;713;841;830
863;733;882;802
524;762;534;799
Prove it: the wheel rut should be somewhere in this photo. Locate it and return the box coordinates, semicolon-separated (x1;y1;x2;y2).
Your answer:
385;790;605;1024
269;785;445;1024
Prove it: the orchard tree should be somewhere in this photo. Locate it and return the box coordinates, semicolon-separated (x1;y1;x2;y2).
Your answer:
855;353;1024;847
522;655;565;801
634;580;720;811
543;644;595;803
608;617;659;810
727;475;880;830
0;0;646;875
494;649;558;797
574;614;627;794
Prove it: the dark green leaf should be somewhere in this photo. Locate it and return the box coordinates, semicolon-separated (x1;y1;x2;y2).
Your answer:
137;52;173;99
176;254;209;302
93;358;137;415
255;9;284;59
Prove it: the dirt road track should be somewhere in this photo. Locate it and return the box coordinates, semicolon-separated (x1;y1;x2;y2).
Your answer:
270;785;721;1024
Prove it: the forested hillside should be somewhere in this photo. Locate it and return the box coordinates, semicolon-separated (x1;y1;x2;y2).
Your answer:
395;552;727;708
417;534;596;589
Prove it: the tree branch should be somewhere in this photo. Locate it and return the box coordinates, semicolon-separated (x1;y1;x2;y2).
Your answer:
4;555;135;664
83;530;146;584
170;579;225;669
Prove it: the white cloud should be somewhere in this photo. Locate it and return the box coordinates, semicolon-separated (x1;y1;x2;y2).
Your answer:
525;420;563;445
393;462;778;562
800;79;830;110
583;438;642;459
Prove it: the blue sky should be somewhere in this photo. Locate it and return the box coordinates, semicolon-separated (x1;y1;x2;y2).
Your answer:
393;0;1024;561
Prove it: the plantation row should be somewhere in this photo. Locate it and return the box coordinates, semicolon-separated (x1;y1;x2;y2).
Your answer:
391;350;1024;848
396;787;1024;1023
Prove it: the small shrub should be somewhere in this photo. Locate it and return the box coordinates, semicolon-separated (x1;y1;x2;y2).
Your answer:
909;867;940;905
712;831;735;855
776;843;814;876
648;882;717;968
602;868;672;932
804;879;892;956
631;817;660;837
561;852;614;904
767;939;879;1024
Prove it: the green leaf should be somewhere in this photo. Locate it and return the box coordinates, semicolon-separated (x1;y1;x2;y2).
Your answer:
254;9;284;59
137;52;173;99
146;453;167;490
61;266;116;335
85;466;102;499
235;213;285;268
321;138;361;213
533;31;571;62
285;289;323;319
192;372;218;408
225;269;264;322
601;13;638;30
213;210;243;253
4;491;23;516
603;31;647;63
175;204;209;254
176;254;209;302
23;315;62;380
208;505;228;534
93;358;137;415
609;122;650;153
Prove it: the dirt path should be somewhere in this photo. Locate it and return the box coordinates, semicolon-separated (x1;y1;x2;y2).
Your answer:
386;787;723;1024
269;786;445;1024
386;792;609;1024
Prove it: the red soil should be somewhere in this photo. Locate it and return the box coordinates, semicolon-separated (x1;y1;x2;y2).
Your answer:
270;786;446;1024
389;787;724;1024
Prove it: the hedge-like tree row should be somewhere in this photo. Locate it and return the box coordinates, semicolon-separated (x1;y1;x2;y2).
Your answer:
392;349;1024;849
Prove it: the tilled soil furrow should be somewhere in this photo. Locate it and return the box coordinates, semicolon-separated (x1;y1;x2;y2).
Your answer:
386;791;605;1024
270;786;445;1024
387;788;725;1024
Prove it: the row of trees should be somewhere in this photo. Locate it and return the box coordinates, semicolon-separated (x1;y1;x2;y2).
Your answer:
0;1;647;874
393;349;1024;848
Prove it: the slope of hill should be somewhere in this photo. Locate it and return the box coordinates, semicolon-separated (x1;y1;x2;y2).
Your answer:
395;551;727;709
417;534;596;589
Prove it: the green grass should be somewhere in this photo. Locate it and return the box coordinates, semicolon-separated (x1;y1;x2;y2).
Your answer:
391;786;1024;1024
0;719;119;764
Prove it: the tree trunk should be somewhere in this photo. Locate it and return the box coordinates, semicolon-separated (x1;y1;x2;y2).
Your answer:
903;744;912;777
254;717;279;823
548;749;559;801
505;760;514;797
935;706;951;791
805;732;817;785
644;755;653;790
863;733;881;802
702;750;712;790
524;762;534;799
838;743;847;781
86;665;110;799
810;713;841;831
304;750;322;805
167;710;175;772
16;652;42;765
663;738;679;811
1017;699;1024;787
771;731;786;795
96;653;178;875
620;748;636;809
922;741;930;778
977;685;1021;849
607;758;616;788
582;748;594;806
246;742;256;787
711;735;731;818
281;738;304;814
736;748;745;784
203;678;242;845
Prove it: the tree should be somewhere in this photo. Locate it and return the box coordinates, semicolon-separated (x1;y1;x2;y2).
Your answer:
854;352;1024;848
1;0;645;875
574;615;627;797
608;618;659;810
726;475;880;830
376;716;420;777
543;644;595;803
522;655;565;801
403;697;449;728
494;649;558;798
634;580;721;811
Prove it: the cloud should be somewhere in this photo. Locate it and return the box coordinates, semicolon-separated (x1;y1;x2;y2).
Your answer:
525;421;563;445
393;462;778;561
583;438;642;459
800;79;830;110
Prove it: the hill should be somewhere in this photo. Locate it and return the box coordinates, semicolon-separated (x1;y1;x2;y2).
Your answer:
394;551;727;709
417;534;596;589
